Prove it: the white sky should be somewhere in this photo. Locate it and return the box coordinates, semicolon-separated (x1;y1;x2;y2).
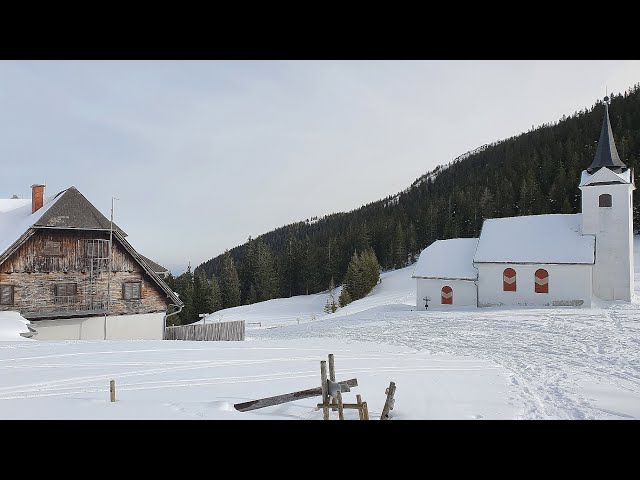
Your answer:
1;60;639;274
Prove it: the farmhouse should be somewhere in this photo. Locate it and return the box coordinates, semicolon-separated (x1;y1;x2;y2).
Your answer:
0;185;182;339
413;97;635;309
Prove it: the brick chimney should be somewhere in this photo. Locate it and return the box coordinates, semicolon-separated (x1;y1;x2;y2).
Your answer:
31;184;45;214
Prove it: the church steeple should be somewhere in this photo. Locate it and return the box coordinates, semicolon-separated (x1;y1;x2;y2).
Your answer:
587;96;627;174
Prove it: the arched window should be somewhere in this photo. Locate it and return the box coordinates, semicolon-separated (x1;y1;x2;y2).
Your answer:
503;268;516;292
599;194;612;207
441;286;453;305
534;269;549;294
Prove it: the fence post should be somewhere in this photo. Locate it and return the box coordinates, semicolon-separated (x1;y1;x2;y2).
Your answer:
320;360;329;420
110;380;116;402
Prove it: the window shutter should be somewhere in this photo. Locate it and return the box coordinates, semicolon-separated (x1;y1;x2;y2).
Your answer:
503;268;517;292
132;282;140;299
44;241;61;256
534;269;549;294
441;286;453;305
124;283;132;300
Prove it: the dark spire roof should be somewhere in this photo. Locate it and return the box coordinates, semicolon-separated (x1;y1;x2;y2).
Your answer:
587;97;627;174
33;186;127;236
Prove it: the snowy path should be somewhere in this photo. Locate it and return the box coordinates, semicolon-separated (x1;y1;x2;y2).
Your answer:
251;302;640;419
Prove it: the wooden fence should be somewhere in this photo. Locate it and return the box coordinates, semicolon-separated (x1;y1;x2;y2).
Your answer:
164;320;245;341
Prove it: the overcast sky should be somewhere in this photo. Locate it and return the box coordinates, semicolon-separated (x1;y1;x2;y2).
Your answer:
1;60;639;274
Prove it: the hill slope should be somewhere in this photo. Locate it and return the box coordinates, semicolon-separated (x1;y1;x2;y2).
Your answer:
196;85;640;308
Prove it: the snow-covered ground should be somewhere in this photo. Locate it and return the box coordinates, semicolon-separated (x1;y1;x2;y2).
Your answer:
0;339;519;419
1;241;640;419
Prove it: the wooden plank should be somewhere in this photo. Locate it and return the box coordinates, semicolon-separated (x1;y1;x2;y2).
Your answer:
356;394;364;420
317;403;365;410
320;360;329;420
328;353;337;409
233;378;358;412
380;381;396;420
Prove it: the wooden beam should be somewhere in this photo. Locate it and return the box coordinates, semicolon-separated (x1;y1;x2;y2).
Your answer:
317;403;365;410
356;394;364;420
328;354;337;409
321;360;329;420
328;353;344;420
380;381;396;420
233;378;358;412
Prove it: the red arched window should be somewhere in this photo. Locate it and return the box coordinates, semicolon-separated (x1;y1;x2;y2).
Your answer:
441;286;453;305
503;268;516;291
535;269;549;294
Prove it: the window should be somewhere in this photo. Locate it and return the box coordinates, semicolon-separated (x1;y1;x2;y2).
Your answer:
534;269;549;294
55;283;77;299
0;285;14;305
123;282;141;300
44;240;61;256
503;268;517;292
441;285;453;305
599;194;612;207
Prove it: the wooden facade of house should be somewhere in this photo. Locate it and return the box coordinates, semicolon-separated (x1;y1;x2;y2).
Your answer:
0;186;180;325
0;229;170;320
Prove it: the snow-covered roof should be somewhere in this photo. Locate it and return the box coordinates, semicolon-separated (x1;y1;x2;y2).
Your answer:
580;167;632;187
0;194;63;260
474;214;594;264
412;238;479;280
0;198;30;213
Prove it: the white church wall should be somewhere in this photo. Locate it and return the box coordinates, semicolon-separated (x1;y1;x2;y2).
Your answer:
581;182;634;301
476;263;592;308
416;278;477;310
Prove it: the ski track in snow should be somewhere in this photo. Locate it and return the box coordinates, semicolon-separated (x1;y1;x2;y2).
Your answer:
250;304;640;419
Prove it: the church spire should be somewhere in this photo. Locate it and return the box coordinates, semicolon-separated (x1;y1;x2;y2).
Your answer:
587;96;627;174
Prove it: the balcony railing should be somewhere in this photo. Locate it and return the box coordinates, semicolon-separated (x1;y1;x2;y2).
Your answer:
22;296;108;319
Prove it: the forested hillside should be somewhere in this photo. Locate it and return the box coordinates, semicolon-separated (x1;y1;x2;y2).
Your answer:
191;85;640;313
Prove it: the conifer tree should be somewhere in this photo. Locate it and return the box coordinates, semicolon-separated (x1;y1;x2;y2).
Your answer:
220;251;241;308
338;286;352;307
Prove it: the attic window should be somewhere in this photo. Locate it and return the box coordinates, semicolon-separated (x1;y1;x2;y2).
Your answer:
0;285;14;305
44;240;61;256
599;194;612;207
123;282;141;300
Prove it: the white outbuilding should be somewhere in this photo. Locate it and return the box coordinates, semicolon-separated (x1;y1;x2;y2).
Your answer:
413;96;635;309
412;238;479;309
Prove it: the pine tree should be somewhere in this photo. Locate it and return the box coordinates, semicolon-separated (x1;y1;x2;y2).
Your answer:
174;264;194;324
393;223;407;268
338;287;352;307
208;274;222;312
344;251;364;300
407;222;418;263
479;187;496;220
220;251;241;308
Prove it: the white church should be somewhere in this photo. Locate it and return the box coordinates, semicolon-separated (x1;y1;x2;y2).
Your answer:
412;97;635;309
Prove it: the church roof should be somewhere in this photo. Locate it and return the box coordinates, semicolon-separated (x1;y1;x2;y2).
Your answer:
587;97;627;174
412;238;479;280
473;214;594;264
